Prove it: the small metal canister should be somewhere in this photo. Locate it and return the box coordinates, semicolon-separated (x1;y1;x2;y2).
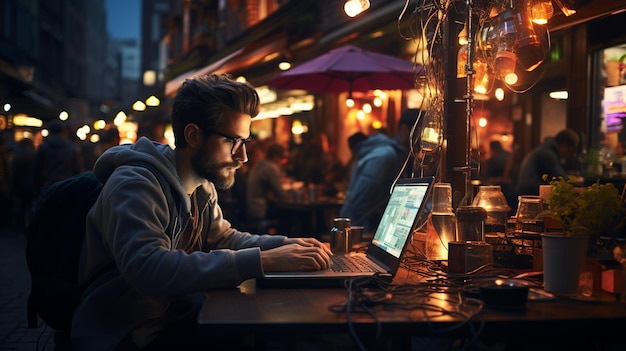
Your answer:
330;218;351;253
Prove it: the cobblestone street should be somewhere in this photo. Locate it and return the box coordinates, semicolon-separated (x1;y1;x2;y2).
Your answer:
0;226;56;351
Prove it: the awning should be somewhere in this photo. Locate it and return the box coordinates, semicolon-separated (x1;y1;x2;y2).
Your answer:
164;35;288;97
164;48;244;96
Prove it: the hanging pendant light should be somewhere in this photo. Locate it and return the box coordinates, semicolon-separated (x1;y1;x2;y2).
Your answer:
457;45;468;78
344;0;370;17
473;55;495;94
457;19;469;78
346;81;355;107
345;96;355;108
530;0;554;25
553;0;576;16
458;20;468;45
491;7;518;82
488;0;549;73
513;0;548;72
483;0;550;93
475;18;497;94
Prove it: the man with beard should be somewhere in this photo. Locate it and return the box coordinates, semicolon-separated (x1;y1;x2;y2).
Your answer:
71;74;331;351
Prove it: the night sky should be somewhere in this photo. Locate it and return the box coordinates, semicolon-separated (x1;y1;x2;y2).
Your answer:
105;0;140;40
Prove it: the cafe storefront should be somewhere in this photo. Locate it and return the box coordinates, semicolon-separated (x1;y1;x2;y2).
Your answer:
443;1;626;197
158;0;626;192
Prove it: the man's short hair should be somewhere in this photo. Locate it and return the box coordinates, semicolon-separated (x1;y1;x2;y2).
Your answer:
398;108;422;129
45;121;66;135
489;140;503;151
100;127;120;145
348;132;368;150
555;128;580;149
171;73;260;148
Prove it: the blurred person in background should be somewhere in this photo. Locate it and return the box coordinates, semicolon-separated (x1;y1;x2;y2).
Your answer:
332;131;368;199
287;135;331;187
562;129;586;174
515;128;581;196
98;127;121;155
346;131;368;175
479;140;514;212
321;147;349;198
10;137;36;231
299;138;329;186
246;143;290;233
33;121;84;195
340;109;422;233
83;127;121;170
485;140;511;181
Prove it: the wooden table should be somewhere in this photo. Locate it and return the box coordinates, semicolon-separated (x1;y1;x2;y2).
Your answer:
198;275;626;350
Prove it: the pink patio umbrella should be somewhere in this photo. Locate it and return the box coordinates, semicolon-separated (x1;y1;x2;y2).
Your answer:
265;45;424;94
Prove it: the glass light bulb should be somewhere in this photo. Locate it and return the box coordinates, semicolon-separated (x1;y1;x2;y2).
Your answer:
474;84;488;95
362;103;372;113
514;0;547;71
494;51;517;80
457;45;468;78
495;88;505;101
344;0;369;17
458;21;468;45
504;72;519;85
473;58;494;95
531;0;554;25
278;61;291;70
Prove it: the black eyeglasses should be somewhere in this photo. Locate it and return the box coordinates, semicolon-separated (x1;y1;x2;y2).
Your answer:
203;130;252;155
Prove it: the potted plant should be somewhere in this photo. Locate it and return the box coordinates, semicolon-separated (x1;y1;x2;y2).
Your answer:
540;175;625;242
538;175;626;294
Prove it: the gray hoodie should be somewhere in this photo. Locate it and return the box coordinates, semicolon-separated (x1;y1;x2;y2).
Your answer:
71;137;287;351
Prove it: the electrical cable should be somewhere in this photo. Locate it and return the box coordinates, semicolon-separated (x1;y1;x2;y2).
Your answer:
327;268;497;350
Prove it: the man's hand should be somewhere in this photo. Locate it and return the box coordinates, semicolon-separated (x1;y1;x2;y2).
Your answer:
283;237;332;255
261;240;332;272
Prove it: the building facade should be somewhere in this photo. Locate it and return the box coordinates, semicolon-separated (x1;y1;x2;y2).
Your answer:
0;0;124;142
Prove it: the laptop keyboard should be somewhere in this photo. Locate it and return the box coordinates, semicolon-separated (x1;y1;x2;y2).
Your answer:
330;255;378;273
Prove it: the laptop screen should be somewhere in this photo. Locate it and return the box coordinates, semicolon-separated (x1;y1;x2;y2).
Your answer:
370;178;432;258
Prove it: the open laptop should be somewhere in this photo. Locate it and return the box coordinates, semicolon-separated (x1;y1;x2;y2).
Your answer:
258;177;433;287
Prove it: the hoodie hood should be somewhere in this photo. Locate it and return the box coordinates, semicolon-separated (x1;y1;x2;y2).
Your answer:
93;137;191;211
356;133;406;160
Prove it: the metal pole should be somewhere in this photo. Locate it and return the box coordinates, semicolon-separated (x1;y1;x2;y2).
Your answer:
465;0;475;206
455;0;475;207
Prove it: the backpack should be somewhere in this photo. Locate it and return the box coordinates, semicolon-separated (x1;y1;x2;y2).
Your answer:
25;163;179;333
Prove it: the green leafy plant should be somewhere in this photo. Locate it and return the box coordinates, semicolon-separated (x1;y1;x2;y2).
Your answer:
540;175;625;239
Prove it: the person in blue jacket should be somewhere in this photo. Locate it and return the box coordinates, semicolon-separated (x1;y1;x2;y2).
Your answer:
339;109;423;233
71;73;331;351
